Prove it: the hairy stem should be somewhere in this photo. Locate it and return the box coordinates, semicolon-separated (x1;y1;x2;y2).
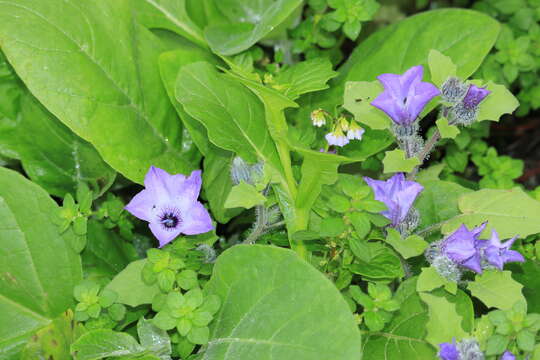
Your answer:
407;128;441;180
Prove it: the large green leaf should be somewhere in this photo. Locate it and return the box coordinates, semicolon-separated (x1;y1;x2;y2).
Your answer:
0;53;115;197
82;221;137;279
176;62;281;172
340;9;500;84
362;278;435;359
0;0;197;183
0;167;82;356
442;188;540;239
159;49;239;224
298;9;500;128
204;0;303;55
71;329;145;360
415;180;473;231
203;245;361;359
419;293;468;346
467;270;526;310
132;0;207;47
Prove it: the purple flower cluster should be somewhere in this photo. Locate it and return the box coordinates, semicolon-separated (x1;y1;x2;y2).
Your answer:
438;223;524;274
364;173;423;228
371;65;440;126
438;340;515;360
125;166;213;248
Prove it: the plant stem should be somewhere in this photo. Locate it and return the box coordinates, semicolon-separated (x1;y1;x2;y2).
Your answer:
407;128;441;180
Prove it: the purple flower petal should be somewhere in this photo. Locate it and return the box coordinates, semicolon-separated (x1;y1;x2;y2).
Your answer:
124;189;154;222
371;65;440;125
438;341;460;360
179;202;214;235
364;173;423;227
463;84;491;109
125;166;213;248
481;230;524;269
149;222;182;248
442;223;486;273
500;350;516;360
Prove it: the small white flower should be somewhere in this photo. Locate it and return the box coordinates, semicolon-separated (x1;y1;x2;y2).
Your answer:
325;130;349;147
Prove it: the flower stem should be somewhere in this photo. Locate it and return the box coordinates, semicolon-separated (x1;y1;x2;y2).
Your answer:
407;128;441;180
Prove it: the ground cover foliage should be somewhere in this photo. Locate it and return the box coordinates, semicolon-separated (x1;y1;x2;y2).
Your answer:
0;0;540;359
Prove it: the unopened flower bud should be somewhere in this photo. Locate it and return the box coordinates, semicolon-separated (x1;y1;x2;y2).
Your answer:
449;84;491;126
231;157;264;185
441;77;468;104
311;109;326;127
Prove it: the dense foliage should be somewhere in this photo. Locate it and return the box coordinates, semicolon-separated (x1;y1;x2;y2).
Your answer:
0;1;539;360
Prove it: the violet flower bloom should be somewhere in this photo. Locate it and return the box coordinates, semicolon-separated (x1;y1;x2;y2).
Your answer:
438;340;460;360
479;230;524;270
462;84;490;109
441;223;487;274
371;65;440;126
500;351;515;360
363;173;424;227
125;166;213;248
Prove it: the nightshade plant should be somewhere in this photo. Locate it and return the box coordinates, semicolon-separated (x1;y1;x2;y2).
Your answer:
0;1;539;360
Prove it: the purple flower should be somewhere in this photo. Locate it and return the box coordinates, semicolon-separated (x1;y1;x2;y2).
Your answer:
371;65;440;126
438;340;460;360
441;223;487;274
125;166;213;248
479;230;524;270
462;84;490;109
364;173;424;227
500;351;515;360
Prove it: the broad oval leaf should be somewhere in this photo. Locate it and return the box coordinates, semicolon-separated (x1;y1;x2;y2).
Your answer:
175;62;281;171
204;0;303;55
203;245;361;359
0;167;82;356
105;260;160;308
441;187;540;239
0;53;115;197
0;0;197;183
299;9;500;127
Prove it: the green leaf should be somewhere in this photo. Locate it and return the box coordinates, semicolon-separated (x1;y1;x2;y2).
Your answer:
385;229;428;259
343;81;390;130
476;81;519;122
187;326;209;345
428;49;457;87
0;55;116;198
383;149;421;173
105;260;160;307
204;245;361;359
363;278;435;359
204;0;303;55
485;334;509;356
272;58;338;100
442;187;540;239
132;0;207;47
467;270;526;310
70;329;145;360
0;167;82;355
416;180;473;231
348;212;371;239
224;182;266;209
436;118;460;139
510;261;540;313
177;270;199;291
349;243;404;279
82;221;137;278
517;329;535;352
307;9;500;126
341;9;499;85
176;62;281;172
137;318;171;357
417;267;457;294
0;0;198;183
21;310;85;360
419;292;468;346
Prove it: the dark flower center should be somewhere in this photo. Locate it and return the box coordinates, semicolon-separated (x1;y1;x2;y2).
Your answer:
159;210;181;230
